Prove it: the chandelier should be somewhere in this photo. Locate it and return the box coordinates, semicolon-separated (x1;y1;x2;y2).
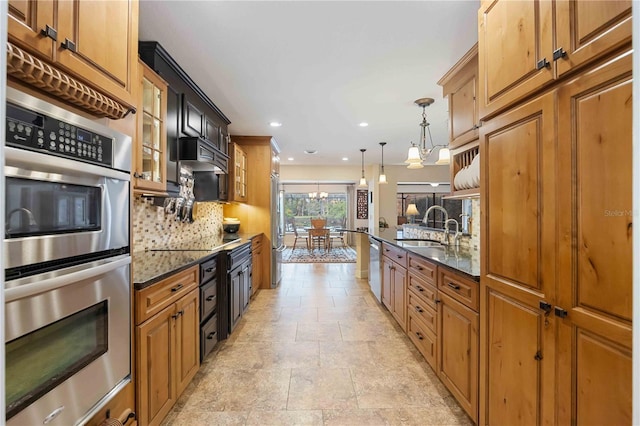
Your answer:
309;182;328;200
404;97;450;169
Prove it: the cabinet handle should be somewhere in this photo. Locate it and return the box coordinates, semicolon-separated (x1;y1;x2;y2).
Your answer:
534;351;543;361
415;305;423;313
170;284;184;292
205;267;214;273
554;306;568;318
415;332;424;340
61;38;77;52
206;295;215;302
384;248;390;252
415;265;423;270
435;299;441;304
416;286;424;292
207;332;217;340
539;301;552;315
40;25;57;41
536;58;550;70
397;255;403;259
133;171;143;179
553;47;567;61
447;282;460;291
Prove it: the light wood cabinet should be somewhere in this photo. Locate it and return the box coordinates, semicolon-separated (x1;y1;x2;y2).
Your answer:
555;50;632;426
438;292;478;423
7;0;138;107
478;0;631;120
480;92;557;426
136;267;200;426
230;143;248;202
134;60;167;194
382;244;407;332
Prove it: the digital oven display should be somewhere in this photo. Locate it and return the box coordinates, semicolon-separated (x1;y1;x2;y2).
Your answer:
76;128;92;143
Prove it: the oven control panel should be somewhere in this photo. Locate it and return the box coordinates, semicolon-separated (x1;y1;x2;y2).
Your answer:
5;103;114;168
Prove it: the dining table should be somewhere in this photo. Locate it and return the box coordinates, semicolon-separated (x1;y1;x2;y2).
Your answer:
304;227;331;252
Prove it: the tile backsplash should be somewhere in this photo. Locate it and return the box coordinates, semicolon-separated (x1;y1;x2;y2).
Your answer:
132;196;223;252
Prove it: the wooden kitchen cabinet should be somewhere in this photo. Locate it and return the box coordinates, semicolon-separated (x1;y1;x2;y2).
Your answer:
478;0;631;120
555;50;632;426
251;234;264;295
136;267;200;426
229;143;248;202
8;0;138;108
134;60;167;194
381;243;407;331
438;44;479;149
438;292;478;423
479;92;557;426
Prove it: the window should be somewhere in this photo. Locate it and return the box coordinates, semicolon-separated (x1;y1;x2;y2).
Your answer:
284;192;347;231
398;193;468;233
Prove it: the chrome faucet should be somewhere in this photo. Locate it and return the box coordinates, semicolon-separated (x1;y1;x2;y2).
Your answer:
423;205;449;244
445;218;462;247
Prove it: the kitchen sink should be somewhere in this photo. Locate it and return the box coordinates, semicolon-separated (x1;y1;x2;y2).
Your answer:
395;239;444;248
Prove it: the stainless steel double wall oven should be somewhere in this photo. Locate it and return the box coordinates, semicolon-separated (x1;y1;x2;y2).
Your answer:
4;88;132;426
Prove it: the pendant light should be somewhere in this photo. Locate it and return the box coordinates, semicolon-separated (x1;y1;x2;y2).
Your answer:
405;97;450;168
378;142;388;184
358;148;367;187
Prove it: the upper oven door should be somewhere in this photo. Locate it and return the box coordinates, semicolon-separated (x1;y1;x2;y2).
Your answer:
4;147;130;271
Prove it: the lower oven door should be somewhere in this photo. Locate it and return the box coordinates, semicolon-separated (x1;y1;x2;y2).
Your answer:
4;254;131;426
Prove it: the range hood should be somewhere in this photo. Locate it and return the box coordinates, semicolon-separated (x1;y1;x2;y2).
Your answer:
178;137;229;174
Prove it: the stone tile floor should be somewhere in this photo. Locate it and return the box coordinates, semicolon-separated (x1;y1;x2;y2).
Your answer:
162;263;472;426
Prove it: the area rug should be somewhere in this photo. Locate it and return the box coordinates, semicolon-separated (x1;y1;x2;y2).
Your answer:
282;246;357;263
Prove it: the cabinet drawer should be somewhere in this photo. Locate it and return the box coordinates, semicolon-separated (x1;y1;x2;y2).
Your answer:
408;290;437;334
251;235;263;250
407;310;437;370
200;313;218;361
136;266;199;325
438;268;478;311
408;254;437;285
200;279;217;322
382;243;407;268
200;257;217;285
408;273;438;309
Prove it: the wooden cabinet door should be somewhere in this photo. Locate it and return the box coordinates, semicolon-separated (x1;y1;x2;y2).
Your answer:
391;265;407;331
555;50;632;425
181;96;204;137
219;127;229;156
554;0;631;78
478;0;553;119
230;270;242;331
174;289;200;398
241;264;251;313
8;0;55;58
56;0;137;106
381;257;393;310
252;248;263;293
136;306;175;426
438;293;478;423
479;92;557;426
135;60;167;194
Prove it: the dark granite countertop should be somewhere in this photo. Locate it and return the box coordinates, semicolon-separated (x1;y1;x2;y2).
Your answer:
133;232;260;290
371;232;480;281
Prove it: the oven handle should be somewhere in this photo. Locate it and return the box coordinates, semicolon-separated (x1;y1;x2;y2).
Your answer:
4;256;131;303
5;146;131;182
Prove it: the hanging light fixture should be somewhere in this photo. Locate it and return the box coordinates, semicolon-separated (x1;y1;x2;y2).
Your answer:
405;97;450;168
378;142;388;184
358;148;367;187
309;182;328;200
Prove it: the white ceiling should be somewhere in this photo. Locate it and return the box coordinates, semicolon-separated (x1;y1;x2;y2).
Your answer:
139;1;479;166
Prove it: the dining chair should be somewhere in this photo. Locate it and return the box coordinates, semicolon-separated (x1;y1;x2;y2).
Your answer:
308;228;329;252
292;225;309;249
329;229;346;248
311;218;327;229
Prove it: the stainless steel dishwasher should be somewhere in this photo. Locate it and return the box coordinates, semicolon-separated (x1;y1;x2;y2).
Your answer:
368;236;382;303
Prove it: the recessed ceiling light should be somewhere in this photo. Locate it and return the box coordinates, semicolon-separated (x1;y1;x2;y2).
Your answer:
359;122;369;127
269;122;282;127
287;157;294;161
342;157;349;161
304;149;317;155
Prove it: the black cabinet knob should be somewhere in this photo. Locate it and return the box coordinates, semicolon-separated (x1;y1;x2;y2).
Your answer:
40;25;57;41
61;38;77;52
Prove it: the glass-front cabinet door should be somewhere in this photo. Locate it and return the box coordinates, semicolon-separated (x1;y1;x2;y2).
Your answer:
134;60;167;194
